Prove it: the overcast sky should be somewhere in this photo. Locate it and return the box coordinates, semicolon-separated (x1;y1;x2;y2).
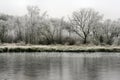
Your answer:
0;0;119;20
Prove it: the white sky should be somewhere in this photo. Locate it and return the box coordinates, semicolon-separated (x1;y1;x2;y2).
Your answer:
0;0;120;20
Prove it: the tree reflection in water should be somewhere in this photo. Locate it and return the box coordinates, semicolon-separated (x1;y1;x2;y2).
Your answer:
0;53;119;80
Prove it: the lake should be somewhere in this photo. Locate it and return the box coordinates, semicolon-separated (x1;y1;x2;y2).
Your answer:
0;52;120;80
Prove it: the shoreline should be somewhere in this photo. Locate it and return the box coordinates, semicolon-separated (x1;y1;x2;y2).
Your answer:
0;45;120;52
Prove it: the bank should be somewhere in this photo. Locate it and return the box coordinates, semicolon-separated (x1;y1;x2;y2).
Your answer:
0;45;120;52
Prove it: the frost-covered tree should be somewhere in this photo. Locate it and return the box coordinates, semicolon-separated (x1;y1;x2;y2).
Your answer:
70;8;103;44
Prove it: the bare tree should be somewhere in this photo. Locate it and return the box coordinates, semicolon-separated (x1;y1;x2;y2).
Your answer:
38;18;66;44
0;20;8;43
70;8;103;44
50;18;65;44
102;19;120;45
1;7;120;46
0;14;13;43
92;22;104;45
25;6;47;44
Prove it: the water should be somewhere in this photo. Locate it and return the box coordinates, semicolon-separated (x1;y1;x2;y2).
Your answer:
0;52;120;80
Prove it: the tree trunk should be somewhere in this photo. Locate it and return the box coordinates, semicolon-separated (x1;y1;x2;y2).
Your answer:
83;36;87;44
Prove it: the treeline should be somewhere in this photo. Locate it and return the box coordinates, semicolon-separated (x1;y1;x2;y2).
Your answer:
0;6;120;45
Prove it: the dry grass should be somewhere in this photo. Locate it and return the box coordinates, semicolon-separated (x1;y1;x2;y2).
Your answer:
0;44;119;52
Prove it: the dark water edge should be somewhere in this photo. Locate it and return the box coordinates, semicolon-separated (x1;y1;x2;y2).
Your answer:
0;47;120;52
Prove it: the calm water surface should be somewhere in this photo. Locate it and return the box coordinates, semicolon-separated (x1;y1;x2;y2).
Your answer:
0;52;120;80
